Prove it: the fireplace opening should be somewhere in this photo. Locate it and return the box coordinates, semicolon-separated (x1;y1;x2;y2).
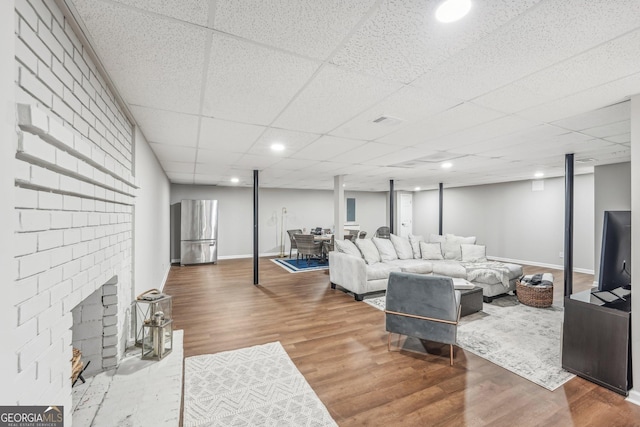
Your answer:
71;275;119;379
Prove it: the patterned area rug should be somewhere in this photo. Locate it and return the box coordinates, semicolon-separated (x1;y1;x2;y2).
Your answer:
363;295;574;391
271;257;329;273
184;342;337;426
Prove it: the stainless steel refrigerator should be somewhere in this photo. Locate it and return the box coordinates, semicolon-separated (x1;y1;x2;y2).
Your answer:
180;199;218;265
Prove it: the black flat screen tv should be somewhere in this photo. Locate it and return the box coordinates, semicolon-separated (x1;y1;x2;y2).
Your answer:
598;210;631;292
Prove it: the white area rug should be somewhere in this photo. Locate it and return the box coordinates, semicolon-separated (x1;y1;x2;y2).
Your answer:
364;295;575;391
184;342;337;426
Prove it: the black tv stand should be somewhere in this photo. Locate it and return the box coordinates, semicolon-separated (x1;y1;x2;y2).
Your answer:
562;289;632;395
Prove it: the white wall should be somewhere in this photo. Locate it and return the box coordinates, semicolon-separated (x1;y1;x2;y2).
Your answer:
170;185;386;258
594;162;631;281
413;175;595;272
133;128;171;296
0;0;16;406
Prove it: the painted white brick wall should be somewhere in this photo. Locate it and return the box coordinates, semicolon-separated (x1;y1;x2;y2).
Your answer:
13;1;136;422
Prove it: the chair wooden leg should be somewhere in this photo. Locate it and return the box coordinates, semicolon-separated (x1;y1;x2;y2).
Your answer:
450;344;454;366
387;333;391;351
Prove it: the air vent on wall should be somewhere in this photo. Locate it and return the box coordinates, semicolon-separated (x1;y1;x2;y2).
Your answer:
372;116;404;126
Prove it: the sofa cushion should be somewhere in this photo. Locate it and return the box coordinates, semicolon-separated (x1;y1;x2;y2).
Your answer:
387;259;433;274
390;234;413;260
429;233;446;243
420;242;444;260
442;235;476;260
373;237;398;262
355;238;381;265
408;234;424;259
335;239;362;258
503;262;524;280
431;261;467;278
366;263;401;281
461;244;487;262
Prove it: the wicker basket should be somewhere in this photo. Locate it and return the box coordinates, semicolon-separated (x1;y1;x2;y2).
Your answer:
516;280;553;308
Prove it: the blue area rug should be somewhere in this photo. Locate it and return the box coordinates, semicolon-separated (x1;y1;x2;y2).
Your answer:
271;257;329;273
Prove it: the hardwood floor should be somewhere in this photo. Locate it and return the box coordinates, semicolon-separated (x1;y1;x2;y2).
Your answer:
164;258;640;426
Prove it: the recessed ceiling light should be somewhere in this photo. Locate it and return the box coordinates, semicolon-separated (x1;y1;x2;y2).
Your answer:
414;187;421;191
435;0;472;23
270;143;285;152
441;162;453;169
230;177;239;183
534;172;544;178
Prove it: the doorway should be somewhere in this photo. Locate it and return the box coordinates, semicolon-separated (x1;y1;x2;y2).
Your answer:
399;193;413;238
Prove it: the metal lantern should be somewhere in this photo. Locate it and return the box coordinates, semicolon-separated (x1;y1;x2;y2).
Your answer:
134;292;173;360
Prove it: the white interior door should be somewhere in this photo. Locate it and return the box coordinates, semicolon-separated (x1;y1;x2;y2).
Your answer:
399;193;413;238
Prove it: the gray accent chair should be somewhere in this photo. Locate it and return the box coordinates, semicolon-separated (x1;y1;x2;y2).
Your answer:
385;272;461;365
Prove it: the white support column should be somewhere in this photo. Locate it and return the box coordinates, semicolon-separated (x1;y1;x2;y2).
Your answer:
628;94;640;406
334;175;345;240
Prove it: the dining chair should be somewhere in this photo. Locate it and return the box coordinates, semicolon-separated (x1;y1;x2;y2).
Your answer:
287;229;302;258
294;234;323;266
343;234;356;242
322;234;335;260
375;226;390;239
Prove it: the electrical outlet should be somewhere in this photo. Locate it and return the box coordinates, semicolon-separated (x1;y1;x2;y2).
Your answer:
559;251;564;258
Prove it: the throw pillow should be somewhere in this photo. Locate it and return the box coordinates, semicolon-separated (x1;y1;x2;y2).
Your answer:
445;234;477;244
442;235;477;260
408;234;424;259
355;238;381;265
429;233;446;243
372;237;398;262
461;244;487;262
419;241;444;260
334;239;362;258
389;234;413;260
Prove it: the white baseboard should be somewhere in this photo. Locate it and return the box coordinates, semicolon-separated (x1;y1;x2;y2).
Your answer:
487;256;594;275
626;389;640;406
172;252;283;263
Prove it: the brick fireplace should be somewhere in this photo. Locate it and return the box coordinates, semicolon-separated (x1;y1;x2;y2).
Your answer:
13;0;137;418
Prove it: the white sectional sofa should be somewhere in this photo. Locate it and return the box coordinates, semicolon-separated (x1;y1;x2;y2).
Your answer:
329;233;523;302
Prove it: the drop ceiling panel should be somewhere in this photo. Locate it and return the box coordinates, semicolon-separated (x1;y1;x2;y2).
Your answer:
291;135;367;161
579;120;630;138
72;0;208;114
234;154;283;169
332;0;542;84
109;0;209;26
473;29;640;114
202;35;320;125
198;117;265;152
161;161;195;174
330;142;399;163
150;143;196;163
605;133;631;144
247;128;320;157
551;101;630;132
330;86;462;140
378;103;504;147
413;0;640;101
362;147;438;167
130;106;199;146
517;72;640;123
273;64;402;134
271;158;320;171
213;0;376;59
166;172;194;183
195;148;244;165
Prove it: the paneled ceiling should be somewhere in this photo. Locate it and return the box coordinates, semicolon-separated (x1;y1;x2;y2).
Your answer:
65;0;640;191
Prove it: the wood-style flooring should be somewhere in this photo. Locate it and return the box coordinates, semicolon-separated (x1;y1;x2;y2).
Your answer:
164;258;640;426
